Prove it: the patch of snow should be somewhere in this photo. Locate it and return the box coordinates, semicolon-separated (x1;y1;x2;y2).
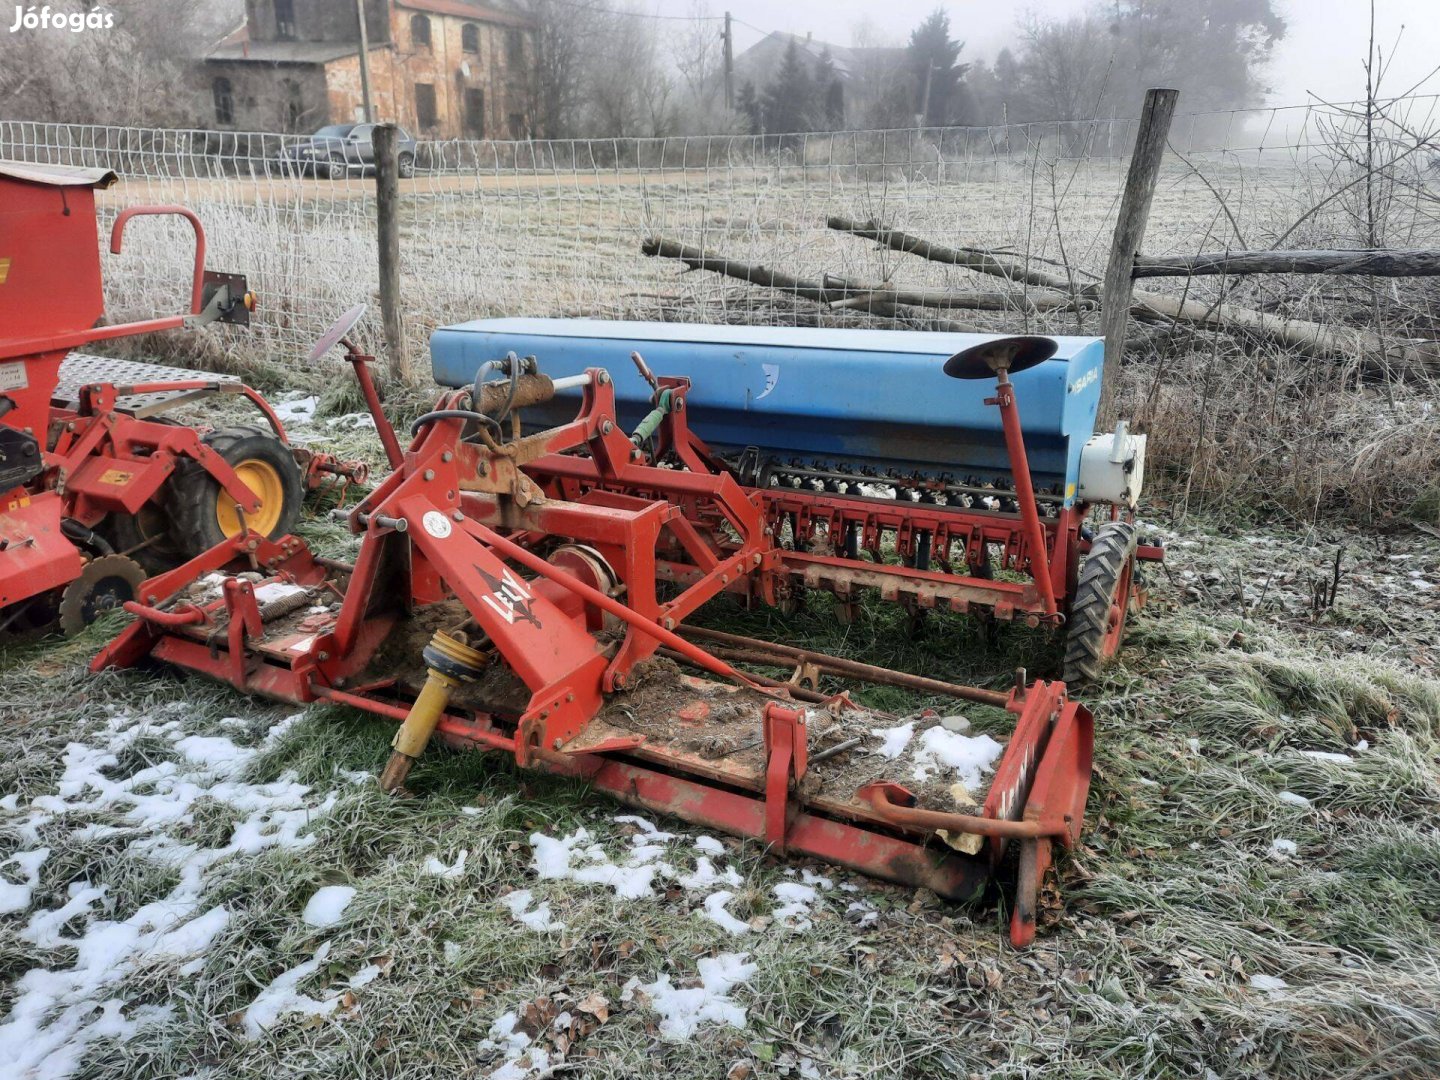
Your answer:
677;856;742;891
910;727;1004;787
1277;791;1311;808
301;885;356;928
640;953;757;1040
528;828;659;900
424;850;469;879
1269;838;1298;859
498;889;564;932
1249;973;1289;992
1187;737;1201;755
0;709;340;1079
347;963;384;989
846;901;879;927
0;847;48;916
700;891;750;936
240;942;341;1040
1299;750;1355;765
273;395;319;424
325;411;376;430
1;792;21;811
694;835;726;856
478;1009;552;1079
772;882;821;930
615;813;675;841
174;735;256;779
1354;739;1369;751
872;721;914;759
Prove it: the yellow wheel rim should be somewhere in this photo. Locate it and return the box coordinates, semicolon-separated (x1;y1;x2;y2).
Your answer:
215;459;286;538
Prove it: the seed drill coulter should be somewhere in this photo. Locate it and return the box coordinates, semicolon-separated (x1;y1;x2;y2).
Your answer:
96;309;1161;944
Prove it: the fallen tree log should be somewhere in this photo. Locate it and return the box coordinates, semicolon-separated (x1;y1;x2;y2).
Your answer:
1127;290;1440;378
826;216;1083;293
826;219;1440;379
642;237;1079;316
1133;249;1440;278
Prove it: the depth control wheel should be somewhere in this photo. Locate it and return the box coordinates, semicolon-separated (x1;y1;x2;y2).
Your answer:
1062;520;1138;684
168;426;303;559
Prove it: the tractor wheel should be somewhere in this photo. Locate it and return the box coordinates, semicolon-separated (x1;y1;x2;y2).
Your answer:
1062;520;1138;685
58;555;146;635
168;426;303;559
103;418;185;574
107;499;184;574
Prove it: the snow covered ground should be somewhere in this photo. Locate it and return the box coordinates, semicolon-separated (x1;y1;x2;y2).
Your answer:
1;516;1438;1079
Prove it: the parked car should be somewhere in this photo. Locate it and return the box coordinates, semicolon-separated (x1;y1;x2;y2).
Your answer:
275;123;417;180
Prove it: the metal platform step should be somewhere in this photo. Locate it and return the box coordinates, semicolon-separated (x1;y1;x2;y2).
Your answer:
54;353;239;417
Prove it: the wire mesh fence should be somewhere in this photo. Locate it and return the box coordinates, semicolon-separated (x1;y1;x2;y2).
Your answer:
5;96;1439;379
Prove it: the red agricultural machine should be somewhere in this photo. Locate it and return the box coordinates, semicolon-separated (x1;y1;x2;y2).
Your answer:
95;305;1162;945
0;161;366;635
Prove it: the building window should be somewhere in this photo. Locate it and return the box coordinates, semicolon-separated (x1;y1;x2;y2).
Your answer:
212;77;235;125
464;88;484;136
505;29;524;65
462;23;479;53
415;83;438;129
274;0;295;39
410;13;431;49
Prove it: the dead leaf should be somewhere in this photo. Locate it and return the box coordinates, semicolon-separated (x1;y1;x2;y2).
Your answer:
576;993;611;1023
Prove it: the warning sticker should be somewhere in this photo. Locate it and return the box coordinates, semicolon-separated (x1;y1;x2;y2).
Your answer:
0;360;27;393
98;469;135;486
0;257;10;285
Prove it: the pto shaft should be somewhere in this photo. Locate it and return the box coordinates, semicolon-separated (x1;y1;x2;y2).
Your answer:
379;630;487;792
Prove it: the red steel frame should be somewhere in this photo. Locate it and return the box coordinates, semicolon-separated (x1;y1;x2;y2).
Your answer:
1;185;363;617
94;355;1131;945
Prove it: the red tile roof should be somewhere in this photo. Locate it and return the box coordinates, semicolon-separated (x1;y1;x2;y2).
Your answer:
395;0;534;29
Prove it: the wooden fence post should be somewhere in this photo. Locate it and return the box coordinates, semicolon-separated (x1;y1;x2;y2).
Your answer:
1098;87;1179;423
373;123;410;382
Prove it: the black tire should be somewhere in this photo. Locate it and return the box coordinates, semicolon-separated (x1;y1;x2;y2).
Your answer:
106;501;184;575
398;152;415;179
1062;520;1138;685
167;426;304;560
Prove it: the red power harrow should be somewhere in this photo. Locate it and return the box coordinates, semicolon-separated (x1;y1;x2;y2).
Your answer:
95;313;1152;945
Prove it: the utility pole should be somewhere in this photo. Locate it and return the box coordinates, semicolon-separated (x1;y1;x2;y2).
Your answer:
355;0;374;123
722;11;734;111
917;62;934;127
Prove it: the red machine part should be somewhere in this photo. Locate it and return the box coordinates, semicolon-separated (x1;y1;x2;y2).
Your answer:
0;162;367;629
95;350;1121;945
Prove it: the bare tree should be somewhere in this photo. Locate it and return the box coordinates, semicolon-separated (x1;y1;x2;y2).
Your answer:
0;0;233;126
671;1;728;132
849;19;910;129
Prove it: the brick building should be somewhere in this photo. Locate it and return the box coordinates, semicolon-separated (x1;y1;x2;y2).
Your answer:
205;0;534;139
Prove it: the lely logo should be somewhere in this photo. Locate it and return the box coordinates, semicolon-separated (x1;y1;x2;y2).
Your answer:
9;5;115;33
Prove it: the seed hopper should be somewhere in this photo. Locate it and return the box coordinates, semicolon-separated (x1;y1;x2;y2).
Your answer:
96;308;1162;945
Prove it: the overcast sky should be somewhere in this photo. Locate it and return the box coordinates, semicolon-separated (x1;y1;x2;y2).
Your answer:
707;0;1440;110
